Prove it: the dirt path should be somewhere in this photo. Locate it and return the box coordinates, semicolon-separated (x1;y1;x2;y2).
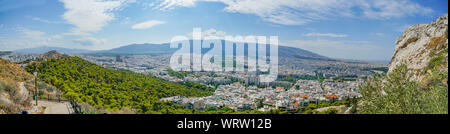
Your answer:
18;82;29;102
41;101;71;114
20;82;71;114
344;106;353;114
33;100;71;114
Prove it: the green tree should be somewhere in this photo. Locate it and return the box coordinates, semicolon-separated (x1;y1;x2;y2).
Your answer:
306;104;317;110
359;64;448;114
324;108;338;114
296;107;305;113
206;107;217;111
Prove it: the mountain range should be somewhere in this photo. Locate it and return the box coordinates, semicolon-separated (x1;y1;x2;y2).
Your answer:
14;46;92;54
14;43;329;60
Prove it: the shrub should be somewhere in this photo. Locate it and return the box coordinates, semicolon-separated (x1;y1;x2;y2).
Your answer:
358;65;448;114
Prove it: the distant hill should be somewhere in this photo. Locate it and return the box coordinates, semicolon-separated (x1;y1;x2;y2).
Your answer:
278;45;328;60
14;46;92;54
94;42;329;60
13;42;329;60
103;43;174;55
0;51;13;56
39;50;68;59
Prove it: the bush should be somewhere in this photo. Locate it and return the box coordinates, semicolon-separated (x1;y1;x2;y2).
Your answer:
306;104;317;110
324;108;338;114
358;65;448;114
0;79;25;114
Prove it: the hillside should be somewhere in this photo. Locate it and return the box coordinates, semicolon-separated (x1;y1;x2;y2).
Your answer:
358;14;448;114
25;54;214;113
0;58;33;114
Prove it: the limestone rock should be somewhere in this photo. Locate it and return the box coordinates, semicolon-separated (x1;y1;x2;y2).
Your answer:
388;14;448;81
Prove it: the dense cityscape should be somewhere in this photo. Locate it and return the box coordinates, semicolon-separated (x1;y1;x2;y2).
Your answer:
4;51;392;112
1;51;386;112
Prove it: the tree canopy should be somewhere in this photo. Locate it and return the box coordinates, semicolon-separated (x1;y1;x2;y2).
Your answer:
26;56;214;113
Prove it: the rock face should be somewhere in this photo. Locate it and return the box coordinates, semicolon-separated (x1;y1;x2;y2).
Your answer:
389;14;448;81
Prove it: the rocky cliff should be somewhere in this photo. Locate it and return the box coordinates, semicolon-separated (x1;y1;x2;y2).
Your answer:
358;15;448;114
389;14;448;82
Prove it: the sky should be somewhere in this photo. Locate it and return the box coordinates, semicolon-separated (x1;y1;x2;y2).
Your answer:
0;0;448;61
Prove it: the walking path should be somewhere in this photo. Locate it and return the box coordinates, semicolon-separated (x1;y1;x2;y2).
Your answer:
36;100;71;114
20;82;71;114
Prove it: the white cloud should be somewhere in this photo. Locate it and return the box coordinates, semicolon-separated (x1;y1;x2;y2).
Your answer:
0;27;67;50
27;16;61;24
49;35;64;40
303;32;347;38
153;0;197;10
73;36;106;46
62;30;91;36
0;24;3;30
121;17;131;24
16;27;65;41
151;0;433;25
131;20;166;30
185;28;255;41
59;0;131;33
360;0;433;19
186;28;227;38
281;39;392;60
0;39;38;51
203;28;227;37
17;27;47;40
16;27;66;42
375;33;385;37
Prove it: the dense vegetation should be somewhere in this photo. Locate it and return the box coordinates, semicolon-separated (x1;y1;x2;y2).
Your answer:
26;56;214;113
167;69;193;79
358;49;448;114
150;100;351;114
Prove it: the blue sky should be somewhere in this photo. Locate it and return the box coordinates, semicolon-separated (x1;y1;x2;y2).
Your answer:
0;0;448;61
